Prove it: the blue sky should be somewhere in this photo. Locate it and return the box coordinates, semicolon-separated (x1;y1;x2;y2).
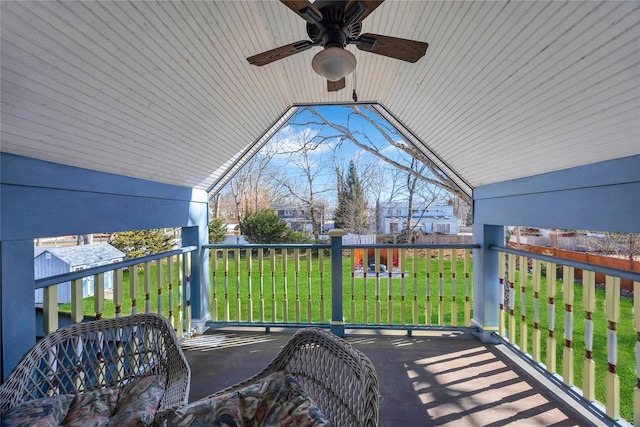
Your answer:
231;104;452;207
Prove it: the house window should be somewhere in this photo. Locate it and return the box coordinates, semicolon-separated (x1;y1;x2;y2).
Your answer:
390;223;399;233
437;224;451;234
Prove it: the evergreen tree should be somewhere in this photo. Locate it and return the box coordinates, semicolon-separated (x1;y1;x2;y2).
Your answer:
208;217;226;243
109;229;174;260
240;209;305;244
334;160;368;233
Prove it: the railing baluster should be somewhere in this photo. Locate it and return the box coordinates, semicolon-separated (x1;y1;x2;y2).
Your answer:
234;249;241;322
350;248;356;325
258;248;264;323
498;251;506;337
114;268;123;318
43;284;58;333
465;249;471;327
532;259;541;362
504;255;516;344
130;264;138;316
156;258;163;316
294;248;300;323
307;248;312;324
247;248;253;323
223;249;229;322
144;262;151;314
319;249;325;323
176;254;183;338
168;256;175;328
507;254;515;343
451;249;458;327
426;264;431;326
438;248;444;325
271;249;277;323
520;256;528;352
583;269;596;401
94;273;105;319
185;251;192;333
211;250;217;322
562;266;574;386
282;248;288;323
546;261;557;374
362;249;368;325
605;275;620;420
412;252;418;326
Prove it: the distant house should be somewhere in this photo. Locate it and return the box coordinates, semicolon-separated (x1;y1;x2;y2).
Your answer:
34;243;125;304
376;201;459;235
273;203;325;234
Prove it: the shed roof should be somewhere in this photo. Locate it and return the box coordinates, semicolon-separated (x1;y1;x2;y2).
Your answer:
34;243;125;267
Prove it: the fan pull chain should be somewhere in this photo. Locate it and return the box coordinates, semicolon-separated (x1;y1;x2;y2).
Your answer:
352;69;358;102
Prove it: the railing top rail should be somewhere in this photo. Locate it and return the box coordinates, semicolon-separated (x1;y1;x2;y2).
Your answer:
343;243;480;250
204;243;480;250
34;246;198;290
203;243;330;249
491;245;640;283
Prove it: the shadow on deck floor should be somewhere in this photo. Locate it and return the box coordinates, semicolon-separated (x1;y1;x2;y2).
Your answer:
181;327;604;427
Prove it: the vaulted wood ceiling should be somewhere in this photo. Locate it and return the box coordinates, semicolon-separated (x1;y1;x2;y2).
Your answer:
1;1;638;195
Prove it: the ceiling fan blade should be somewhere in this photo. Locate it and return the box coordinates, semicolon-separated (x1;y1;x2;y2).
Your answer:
280;0;323;24
247;40;315;66
327;78;346;92
355;33;428;63
345;1;384;22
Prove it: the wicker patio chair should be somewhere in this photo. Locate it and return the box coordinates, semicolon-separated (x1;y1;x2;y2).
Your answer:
206;327;379;427
0;313;190;425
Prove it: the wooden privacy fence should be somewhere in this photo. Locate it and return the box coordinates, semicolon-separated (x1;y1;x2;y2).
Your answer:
510;243;639;291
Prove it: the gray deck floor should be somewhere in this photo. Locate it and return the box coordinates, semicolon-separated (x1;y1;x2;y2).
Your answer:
180;327;606;427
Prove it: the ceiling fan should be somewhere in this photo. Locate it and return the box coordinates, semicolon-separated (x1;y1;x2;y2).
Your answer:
247;0;429;92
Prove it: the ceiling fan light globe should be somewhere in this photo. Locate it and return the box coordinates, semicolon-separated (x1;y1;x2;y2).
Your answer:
312;47;356;82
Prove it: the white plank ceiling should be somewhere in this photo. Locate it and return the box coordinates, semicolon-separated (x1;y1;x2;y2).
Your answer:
1;1;638;194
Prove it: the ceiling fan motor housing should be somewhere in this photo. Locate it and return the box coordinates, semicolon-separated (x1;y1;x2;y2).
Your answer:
307;2;362;48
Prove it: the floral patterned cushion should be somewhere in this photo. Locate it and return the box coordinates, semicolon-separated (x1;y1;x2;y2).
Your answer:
62;388;120;427
108;375;166;426
1;375;166;427
173;370;330;427
1;394;74;427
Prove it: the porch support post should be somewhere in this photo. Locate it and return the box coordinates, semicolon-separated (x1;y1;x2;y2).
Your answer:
329;229;346;337
471;224;503;343
1;239;36;380
182;220;210;334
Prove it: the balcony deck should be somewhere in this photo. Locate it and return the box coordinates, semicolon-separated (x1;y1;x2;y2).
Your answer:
181;327;606;427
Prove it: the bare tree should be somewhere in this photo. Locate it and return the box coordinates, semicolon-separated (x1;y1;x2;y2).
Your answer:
288;105;471;205
270;129;332;240
223;148;281;223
